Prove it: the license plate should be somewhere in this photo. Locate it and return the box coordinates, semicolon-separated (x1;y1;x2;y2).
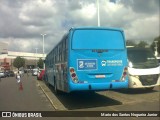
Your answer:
95;75;105;78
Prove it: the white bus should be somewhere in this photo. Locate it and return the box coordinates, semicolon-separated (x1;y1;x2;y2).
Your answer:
127;47;160;90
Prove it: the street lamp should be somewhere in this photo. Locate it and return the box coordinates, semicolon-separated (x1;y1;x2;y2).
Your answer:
35;48;38;68
41;34;46;54
41;34;46;69
96;0;100;27
154;41;158;57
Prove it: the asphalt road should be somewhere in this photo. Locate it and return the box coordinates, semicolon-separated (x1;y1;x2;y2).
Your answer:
0;74;159;120
0;74;54;111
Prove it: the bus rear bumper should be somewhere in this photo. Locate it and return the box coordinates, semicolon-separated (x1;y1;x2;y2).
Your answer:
69;81;128;92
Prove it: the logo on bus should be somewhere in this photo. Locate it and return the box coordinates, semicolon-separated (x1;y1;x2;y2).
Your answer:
101;60;107;66
77;59;97;70
101;60;123;66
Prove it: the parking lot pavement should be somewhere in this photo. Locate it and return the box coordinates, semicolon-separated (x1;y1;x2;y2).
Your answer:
0;75;159;120
98;86;160;105
37;80;160;112
0;75;54;111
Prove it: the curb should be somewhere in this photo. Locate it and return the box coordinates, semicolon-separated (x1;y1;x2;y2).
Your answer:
37;80;67;111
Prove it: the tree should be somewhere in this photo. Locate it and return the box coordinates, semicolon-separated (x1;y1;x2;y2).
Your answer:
137;41;148;48
13;56;25;70
126;40;137;46
37;58;43;69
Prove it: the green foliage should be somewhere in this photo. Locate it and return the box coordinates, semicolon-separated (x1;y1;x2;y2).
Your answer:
137;41;148;48
127;36;160;55
126;40;136;46
126;40;148;48
37;58;43;69
13;56;25;69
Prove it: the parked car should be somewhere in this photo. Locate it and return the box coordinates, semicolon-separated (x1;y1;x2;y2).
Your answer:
4;71;9;77
3;71;15;77
19;70;24;76
8;71;15;77
32;68;39;76
37;70;45;80
0;71;5;78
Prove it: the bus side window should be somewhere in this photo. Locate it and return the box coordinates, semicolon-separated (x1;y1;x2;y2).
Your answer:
65;37;68;61
62;40;65;62
60;42;62;62
55;47;58;63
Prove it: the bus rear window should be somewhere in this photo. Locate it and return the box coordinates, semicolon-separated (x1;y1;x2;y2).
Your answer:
72;29;125;49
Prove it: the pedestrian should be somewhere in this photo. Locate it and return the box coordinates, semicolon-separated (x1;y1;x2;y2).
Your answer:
16;71;21;83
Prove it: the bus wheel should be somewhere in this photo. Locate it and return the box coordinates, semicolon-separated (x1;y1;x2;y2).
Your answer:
54;80;60;95
145;87;154;91
44;76;49;86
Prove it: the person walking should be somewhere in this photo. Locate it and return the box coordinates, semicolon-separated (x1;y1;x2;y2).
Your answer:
16;71;23;91
16;71;21;83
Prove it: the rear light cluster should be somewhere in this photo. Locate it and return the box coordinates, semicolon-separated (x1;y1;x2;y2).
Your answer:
121;67;128;81
70;67;79;83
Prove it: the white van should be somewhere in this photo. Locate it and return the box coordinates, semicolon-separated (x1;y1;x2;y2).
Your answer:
127;47;160;90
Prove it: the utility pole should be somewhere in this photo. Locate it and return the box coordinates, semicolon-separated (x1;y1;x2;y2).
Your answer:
154;41;158;57
41;34;46;69
97;0;100;27
35;48;38;68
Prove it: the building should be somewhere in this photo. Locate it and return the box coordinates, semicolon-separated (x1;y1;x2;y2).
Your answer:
0;42;46;71
0;42;8;54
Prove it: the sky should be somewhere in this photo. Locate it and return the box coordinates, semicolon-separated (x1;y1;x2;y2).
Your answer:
0;0;159;54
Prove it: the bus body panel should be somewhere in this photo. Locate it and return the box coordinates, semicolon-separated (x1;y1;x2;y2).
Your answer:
69;82;128;92
128;67;160;75
69;50;127;82
128;67;160;88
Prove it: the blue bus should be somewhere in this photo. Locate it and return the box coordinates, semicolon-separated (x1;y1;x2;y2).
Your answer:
45;27;128;94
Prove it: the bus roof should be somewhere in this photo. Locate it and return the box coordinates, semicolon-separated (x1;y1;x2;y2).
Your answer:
46;27;124;55
69;27;123;32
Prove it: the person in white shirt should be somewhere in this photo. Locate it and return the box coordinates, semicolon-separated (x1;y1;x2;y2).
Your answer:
16;71;21;83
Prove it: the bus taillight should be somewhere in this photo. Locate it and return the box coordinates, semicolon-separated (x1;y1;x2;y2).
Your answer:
70;67;78;83
121;67;128;81
70;68;75;73
71;73;76;78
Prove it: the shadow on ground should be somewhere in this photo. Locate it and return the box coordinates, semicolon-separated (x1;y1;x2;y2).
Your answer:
47;85;122;110
112;87;159;94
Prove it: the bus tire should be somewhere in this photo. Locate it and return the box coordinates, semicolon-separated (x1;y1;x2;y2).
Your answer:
45;75;49;86
54;79;61;95
145;87;154;91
